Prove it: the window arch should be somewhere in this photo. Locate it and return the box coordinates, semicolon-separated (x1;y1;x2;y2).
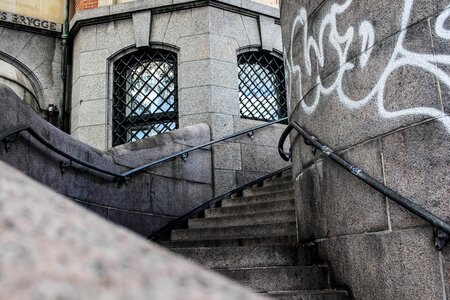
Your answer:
112;48;178;146
0;58;41;114
238;51;287;122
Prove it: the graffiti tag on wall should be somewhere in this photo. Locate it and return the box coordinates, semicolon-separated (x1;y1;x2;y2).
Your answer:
284;0;450;131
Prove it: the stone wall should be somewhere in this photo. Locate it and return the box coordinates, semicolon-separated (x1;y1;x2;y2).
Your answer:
0;84;213;237
0;26;62;110
0;159;267;300
281;0;450;299
70;0;289;194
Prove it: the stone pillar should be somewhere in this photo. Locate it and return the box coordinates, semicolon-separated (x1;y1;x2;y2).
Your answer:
281;0;450;299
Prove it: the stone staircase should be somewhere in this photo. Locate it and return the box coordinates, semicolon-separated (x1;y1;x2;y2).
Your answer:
160;170;350;300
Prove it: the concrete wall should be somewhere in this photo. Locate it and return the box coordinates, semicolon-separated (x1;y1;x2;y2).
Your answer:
0;84;213;237
281;0;450;299
70;0;289;194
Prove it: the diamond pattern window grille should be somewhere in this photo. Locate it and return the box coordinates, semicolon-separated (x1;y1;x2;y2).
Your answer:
113;49;178;146
238;51;287;122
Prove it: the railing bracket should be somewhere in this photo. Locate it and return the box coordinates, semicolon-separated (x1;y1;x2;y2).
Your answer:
248;131;254;139
3;134;18;152
434;228;449;251
181;153;189;162
304;136;318;155
113;176;129;188
60;160;72;175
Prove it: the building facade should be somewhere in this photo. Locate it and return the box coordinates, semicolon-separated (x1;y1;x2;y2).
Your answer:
0;0;289;196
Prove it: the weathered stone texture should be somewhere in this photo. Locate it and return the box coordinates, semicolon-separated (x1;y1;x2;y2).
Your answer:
295;139;388;242
0;160;268;300
0;85;213;237
316;228;444;300
0;27;62;109
282;0;450;298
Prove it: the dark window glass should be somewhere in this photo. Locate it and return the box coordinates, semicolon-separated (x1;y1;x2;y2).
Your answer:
113;49;178;146
238;51;287;122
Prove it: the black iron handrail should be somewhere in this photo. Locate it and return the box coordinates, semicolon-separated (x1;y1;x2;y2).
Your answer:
278;121;450;250
149;165;292;241
0;117;288;181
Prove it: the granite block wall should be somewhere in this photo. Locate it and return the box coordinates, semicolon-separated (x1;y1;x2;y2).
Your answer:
0;84;212;237
281;0;450;299
70;0;289;195
0;26;62;110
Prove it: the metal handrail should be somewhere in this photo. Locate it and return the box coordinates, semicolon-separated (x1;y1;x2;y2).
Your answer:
0;117;288;181
149;165;292;241
278;121;450;250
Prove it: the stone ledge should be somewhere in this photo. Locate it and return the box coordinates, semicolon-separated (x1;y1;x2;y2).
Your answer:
70;0;279;35
0;160;268;300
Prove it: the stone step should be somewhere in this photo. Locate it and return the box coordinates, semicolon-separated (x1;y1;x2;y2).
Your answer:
206;199;295;218
170;222;297;241
218;266;329;292
160;235;298;248
263;173;293;187
241;182;293;197
267;290;349;300
222;190;294;207
171;245;298;269
188;210;296;228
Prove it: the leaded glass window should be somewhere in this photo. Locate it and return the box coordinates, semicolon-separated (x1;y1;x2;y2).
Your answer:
113;49;178;146
238;51;287;122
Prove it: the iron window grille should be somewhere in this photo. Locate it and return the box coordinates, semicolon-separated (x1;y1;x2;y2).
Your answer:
238;51;287;122
112;49;178;146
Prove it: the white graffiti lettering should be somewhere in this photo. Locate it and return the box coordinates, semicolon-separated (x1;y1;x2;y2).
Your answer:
284;0;450;131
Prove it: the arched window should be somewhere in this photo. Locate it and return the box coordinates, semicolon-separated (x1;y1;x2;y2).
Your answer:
238;51;287;122
112;49;178;146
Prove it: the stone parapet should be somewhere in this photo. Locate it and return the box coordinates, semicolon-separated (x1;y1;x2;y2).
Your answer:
281;0;450;299
0;84;213;237
0;159;267;300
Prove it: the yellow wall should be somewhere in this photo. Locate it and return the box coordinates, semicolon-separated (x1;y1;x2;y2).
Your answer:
0;0;64;24
98;0;133;7
98;0;278;8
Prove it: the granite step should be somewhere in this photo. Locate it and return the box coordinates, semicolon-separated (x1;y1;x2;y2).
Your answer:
171;245;298;269
170;222;297;241
218;266;329;292
267;290;349;300
221;190;294;207
241;182;293;197
188;210;296;228
263;174;293;187
206;199;295;218
160;235;298;248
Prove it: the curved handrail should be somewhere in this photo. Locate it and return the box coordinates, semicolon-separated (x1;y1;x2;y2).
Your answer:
149;165;292;241
278;121;450;249
0;117;288;180
0;125;124;178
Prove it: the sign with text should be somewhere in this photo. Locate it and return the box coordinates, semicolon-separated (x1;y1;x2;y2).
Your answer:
0;11;62;32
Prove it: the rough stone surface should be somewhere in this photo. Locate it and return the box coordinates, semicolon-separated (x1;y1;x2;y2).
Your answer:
0;161;269;300
282;1;450;299
381;120;450;229
0;85;213;237
132;10;152;48
316;228;444;300
295;139;388;241
213;143;242;171
0;27;62;109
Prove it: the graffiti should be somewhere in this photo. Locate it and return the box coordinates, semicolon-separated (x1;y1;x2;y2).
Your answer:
284;0;450;131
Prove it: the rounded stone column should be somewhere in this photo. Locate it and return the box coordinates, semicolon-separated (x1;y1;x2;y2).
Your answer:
281;1;450;299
